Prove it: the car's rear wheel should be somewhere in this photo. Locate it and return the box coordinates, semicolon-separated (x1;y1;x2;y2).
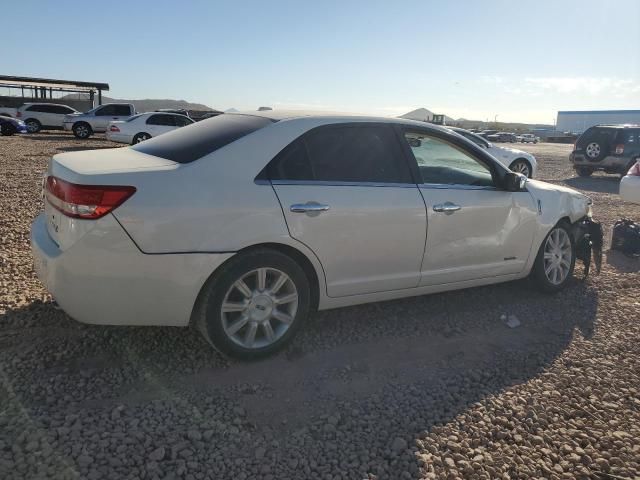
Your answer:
72;122;92;139
531;223;575;292
196;249;310;359
132;132;151;144
25;119;41;133
575;166;593;177
509;159;532;178
0;123;16;136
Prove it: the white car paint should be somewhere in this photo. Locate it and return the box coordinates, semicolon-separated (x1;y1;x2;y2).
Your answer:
17;103;79;132
448;127;538;178
620;161;640;204
106;112;194;145
31;111;589;332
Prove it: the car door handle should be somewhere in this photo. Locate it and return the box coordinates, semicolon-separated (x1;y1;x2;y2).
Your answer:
290;202;330;213
433;202;461;214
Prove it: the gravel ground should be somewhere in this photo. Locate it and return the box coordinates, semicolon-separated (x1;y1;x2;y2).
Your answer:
1;133;639;480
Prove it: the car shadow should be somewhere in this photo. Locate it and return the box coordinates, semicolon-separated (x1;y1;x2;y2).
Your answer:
564;176;620;194
0;277;598;478
24;134;105;142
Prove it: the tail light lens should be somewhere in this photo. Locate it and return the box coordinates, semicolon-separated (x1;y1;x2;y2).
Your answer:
109;125;120;132
628;161;640;176
45;176;136;219
615;144;625;155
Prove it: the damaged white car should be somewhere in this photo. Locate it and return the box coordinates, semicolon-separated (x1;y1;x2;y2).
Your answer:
31;112;594;358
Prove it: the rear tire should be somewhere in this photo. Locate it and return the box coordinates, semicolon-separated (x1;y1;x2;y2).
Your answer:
575;167;593;177
196;249;311;359
25;119;41;133
132;132;151;144
72;122;92;139
531;223;576;293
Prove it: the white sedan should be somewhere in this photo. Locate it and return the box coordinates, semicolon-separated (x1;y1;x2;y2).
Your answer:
620;161;640;204
31;112;592;359
106;112;194;145
448;127;538;178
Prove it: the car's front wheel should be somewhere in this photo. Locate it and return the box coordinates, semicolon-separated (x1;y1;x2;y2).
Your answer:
196;249;311;359
531;223;576;292
72;122;92;139
0;123;16;136
510;159;532;178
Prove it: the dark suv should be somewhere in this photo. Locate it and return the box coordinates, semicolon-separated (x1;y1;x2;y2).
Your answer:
570;125;640;177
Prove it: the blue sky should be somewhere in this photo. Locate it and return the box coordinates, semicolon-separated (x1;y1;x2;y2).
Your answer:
3;0;639;123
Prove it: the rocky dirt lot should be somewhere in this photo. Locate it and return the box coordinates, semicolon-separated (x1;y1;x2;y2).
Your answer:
1;133;639;480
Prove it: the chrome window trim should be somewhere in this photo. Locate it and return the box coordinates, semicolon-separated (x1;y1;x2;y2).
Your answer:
270;180;418;188
419;183;499;191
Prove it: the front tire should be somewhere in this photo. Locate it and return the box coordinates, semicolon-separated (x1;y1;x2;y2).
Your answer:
72;122;92;139
531;223;576;292
0;123;16;136
25;119;41;133
509;159;532;178
196;249;311;359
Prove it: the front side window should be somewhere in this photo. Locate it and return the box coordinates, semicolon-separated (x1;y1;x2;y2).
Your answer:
268;124;412;184
174;115;194;127
403;132;494;187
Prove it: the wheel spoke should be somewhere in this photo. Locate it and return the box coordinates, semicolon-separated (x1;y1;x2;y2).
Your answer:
256;268;267;291
544;252;554;260
226;315;250;335
244;322;257;347
275;293;298;305
234;279;252;298
222;302;246;313
545;262;554;275
270;273;287;294
262;320;275;342
272;309;293;324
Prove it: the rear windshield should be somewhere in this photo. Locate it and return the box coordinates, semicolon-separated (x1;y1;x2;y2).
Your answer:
131;114;274;163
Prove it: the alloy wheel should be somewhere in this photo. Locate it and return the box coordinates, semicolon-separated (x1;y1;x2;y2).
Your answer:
511;160;530;177
26;121;39;133
585;142;600;159
543;228;572;285
221;267;298;349
75;125;89;138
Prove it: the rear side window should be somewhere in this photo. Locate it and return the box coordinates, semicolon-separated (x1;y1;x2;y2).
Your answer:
268;124;412;184
132;114;274;163
146;114;175;126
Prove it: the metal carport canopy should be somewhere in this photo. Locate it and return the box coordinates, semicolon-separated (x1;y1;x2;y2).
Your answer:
0;75;109;92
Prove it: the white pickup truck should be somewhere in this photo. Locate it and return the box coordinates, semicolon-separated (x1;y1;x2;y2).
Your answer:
63;103;136;139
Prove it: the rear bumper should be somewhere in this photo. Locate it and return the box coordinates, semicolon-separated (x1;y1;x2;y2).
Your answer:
570;153;630;170
31;213;234;327
105;132;132;144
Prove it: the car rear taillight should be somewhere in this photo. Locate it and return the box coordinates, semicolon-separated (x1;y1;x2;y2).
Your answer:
109;125;120;132
16;111;21;118
614;144;625;155
628;161;640;176
45;176;136;219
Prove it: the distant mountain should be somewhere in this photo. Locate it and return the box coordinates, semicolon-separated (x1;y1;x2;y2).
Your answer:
225;108;239;112
61;94;217;112
400;108;455;124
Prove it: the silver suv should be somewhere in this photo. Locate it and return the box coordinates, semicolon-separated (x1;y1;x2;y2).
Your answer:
17;103;79;133
63;103;136;139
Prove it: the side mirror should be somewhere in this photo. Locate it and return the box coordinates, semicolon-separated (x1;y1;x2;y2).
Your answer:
504;172;527;192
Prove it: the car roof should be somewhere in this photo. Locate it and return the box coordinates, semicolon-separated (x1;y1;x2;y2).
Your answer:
21;102;73;106
591;124;640;129
227;110;452;131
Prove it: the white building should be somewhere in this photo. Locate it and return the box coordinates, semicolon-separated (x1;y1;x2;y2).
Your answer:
556;110;640;134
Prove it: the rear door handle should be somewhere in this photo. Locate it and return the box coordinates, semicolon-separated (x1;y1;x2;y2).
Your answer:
433;202;461;214
290;202;330;214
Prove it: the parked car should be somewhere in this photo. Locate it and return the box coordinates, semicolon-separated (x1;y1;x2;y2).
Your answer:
63;103;136;139
570;125;640;177
106;112;194;145
520;134;539;144
0;115;27;136
478;129;498;139
448;127;538;178
32;112;592;359
620;160;640;204
490;132;517;143
15;103;80;133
